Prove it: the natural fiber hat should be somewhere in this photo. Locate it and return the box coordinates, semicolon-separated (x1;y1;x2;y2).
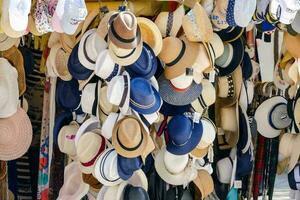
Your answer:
54;46;72;81
117;154;143;180
57;162;89;200
155;5;185;37
99;86;119;124
129;77;162;115
75;116;101;147
112;116;154;158
167;114;203;155
216;156;233;184
191;79;216;115
95;50;121;82
56;78;81;111
8;0;31;31
107;71;131;115
125;43;157;80
182;2;213;42
93;148;123;186
154;146;197;186
1;0;27;38
78;29;108;70
283;60;299;86
159;36;200;80
254;96;292;138
97;11;118;39
233;0;256;27
108;11;141;49
81;81;101;117
211;0;229;30
77;130;106;174
288;163;300;190
3;46;26;96
0;108;32;161
215;37;245;76
205;33;224;67
158;73;202;106
279;133;300;172
215;26;245;43
0;58;19;118
137;17;162;56
193;170;214;199
269;0;300;24
284;32;300;58
58;121;80;158
0;33;20;51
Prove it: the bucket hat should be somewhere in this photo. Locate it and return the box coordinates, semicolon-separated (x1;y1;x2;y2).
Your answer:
279;133;300;172
254;96;292;138
125;43;157;79
155;5;185;37
129;77;161;114
0;58;19;118
137;17;162;56
117;155;143;180
75;116;101;147
8;0;31;32
193;170;214;199
77;130;107;174
56;78;81;111
182;2;213;42
167;114;203;155
0;33;20;51
112;116;154;159
108;11;142;49
0;108;32;161
58;121;79;158
93;148;123;186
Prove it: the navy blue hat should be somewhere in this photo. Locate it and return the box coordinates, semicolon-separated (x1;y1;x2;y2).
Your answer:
288;163;300;190
141;154;154;175
56;78;81;111
53;111;73;144
241;52;253;80
226;0;236;26
215;26;244;43
159;101;192;116
19;47;34;76
117;155;143;180
124;185;150;200
130;77;162;114
125;43;157;79
167;115;203;155
236;149;253;179
237;106;251;153
68;43;93;80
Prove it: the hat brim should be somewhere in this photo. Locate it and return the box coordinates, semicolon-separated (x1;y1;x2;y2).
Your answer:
216;26;245;43
190;146;209;158
158;74;203;106
159;101;192;116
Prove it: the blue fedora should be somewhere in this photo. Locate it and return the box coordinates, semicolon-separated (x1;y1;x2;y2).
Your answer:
130;77;162;114
236;149;253;179
68;42;93;80
125;43;157;79
53;111;73;144
166;115;203;155
159;101;192;116
117;155;143;180
56;78;81;111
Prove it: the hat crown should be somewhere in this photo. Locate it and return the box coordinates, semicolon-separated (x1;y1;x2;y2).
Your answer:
77;132;103;162
118;155;142;171
159;37;183;65
130;78;155;107
118;118;142;148
168;115;193;145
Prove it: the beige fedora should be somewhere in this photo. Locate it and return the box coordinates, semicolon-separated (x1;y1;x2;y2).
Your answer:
183;2;213;42
193;169;214;199
58;121;80;158
137;17;163;56
48;32;61;48
155;5;185;37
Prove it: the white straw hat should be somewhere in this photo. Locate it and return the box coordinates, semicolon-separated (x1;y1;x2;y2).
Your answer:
58;121;80;158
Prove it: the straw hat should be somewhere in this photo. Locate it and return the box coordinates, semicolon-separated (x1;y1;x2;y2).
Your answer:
75;116;101;147
101;112;124;140
137;17;163;56
57;162;89;200
60;33;77;54
3;46;26;96
98;86;119;124
77;130;107;174
284;32;300;58
159;36;200;80
8;0;31;32
155;5;185;37
182;2;213;42
0;33;20;51
97;11;118;39
282;59;299;86
193;170;214;199
81;81;101;117
112;116;154;159
279;133;300;172
48;32;61;48
205;33;224;68
0;108;32;161
0;58;19;118
58;121;80;158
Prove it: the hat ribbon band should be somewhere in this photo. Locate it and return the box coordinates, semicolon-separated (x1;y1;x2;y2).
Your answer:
119;75;129;108
83;33;96;64
116;130;144;151
166;11;174;37
208;43;216;64
138;113;151;128
116;48;136;59
130;98;156;109
198;94;207;109
165;40;186;67
99;149;120;182
268;102;288;130
105;64;119;82
171;130;193;147
111;21;136;43
92;81;100;116
81;136;106;167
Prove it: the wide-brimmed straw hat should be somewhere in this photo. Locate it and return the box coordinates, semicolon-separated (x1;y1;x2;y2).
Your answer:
193;169;214;199
279;133;300;172
112;116;154;159
155;5;185;37
182;2;213;42
97;11;118;39
0;108;32;161
58;121;80;158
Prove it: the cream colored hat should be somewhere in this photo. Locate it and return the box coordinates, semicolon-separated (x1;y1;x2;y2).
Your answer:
58;121;80;158
0;33;20;51
279;133;300;172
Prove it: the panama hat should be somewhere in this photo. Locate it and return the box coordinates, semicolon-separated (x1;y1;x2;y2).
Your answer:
155;5;185;37
182;2;213;42
58;121;80;158
159;36;200;80
98;86;119;124
284;32;300;58
112;116;155;159
279;133;300;172
108;11;142;49
77;130;107;174
205;33;224;68
129;77;161;114
0;33;20;51
93;148;123;186
117;154;143;180
288;162;300;190
8;0;31;32
95;50;121;82
81;81;101;117
0;58;19;118
193;170;214;199
53;111;74;145
211;0;229;30
57;162;89;200
75;116;101;147
0;108;32;161
154;146;197;186
167;114;203;155
282;60;299;86
215;26;245;43
191;79;216;115
107;71;131;115
254;96;292;138
60;33;78;54
137;17;162;56
97;11;118;39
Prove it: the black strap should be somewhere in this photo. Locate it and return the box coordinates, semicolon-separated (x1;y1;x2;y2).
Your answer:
116;48;136;59
116;130;143;151
165;40;186;67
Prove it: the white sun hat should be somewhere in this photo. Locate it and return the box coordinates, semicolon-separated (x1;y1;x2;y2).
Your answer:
8;0;31;31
